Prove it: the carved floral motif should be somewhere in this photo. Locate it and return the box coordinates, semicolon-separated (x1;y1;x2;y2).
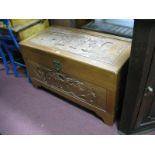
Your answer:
29;61;97;104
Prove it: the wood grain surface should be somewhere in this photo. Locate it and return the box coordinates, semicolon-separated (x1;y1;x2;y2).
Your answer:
20;26;131;125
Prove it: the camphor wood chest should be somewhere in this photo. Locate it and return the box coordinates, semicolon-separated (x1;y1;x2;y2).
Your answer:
20;26;131;125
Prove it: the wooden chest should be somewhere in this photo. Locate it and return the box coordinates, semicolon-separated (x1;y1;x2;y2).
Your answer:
11;19;49;41
20;26;131;125
0;19;49;41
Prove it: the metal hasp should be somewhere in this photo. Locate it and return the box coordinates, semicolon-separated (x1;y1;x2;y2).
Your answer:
52;59;62;72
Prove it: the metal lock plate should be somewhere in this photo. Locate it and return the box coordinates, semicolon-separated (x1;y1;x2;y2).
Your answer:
52;59;62;72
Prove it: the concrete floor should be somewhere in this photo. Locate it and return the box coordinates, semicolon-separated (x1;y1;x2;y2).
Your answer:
0;63;155;135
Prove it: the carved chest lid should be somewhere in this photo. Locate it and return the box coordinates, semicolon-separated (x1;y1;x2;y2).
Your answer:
20;26;131;73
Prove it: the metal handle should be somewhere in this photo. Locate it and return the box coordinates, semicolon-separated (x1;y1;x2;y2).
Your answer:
144;86;154;96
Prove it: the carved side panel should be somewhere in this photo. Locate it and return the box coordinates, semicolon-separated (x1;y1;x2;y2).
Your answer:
28;60;107;109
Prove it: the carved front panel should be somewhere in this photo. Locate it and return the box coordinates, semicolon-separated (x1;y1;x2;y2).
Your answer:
28;60;107;110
